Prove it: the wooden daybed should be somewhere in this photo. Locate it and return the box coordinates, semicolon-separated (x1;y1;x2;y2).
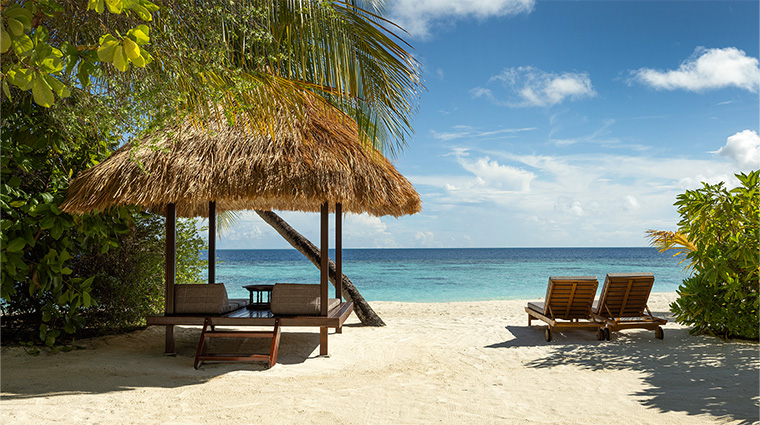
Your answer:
147;282;353;366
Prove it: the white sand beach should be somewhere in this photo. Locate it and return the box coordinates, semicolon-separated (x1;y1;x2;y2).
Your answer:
2;292;758;425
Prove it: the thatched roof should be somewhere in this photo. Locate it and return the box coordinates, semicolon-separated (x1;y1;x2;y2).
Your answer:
61;102;421;218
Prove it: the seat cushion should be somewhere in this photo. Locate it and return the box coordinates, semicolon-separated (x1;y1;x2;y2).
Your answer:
527;301;546;315
174;284;249;314
270;283;340;316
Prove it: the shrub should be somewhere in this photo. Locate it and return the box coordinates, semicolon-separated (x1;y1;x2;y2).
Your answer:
666;171;759;340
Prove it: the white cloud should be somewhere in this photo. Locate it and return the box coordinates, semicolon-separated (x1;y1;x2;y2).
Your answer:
431;125;536;142
408;142;748;247
714;130;760;170
414;231;443;248
630;47;760;93
471;66;596;107
387;0;534;39
457;155;535;192
554;196;585;216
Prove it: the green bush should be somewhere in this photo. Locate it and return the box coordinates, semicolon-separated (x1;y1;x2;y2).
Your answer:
77;215;207;335
670;171;759;340
1;94;208;345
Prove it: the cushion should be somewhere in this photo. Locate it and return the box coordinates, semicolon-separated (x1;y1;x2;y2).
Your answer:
270;283;340;316
527;301;546;315
174;283;248;314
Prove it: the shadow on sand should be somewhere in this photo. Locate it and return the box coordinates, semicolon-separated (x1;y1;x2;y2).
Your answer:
1;325;327;400
487;324;759;424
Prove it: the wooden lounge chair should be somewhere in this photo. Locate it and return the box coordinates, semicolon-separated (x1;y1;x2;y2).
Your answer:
525;276;605;342
592;273;667;340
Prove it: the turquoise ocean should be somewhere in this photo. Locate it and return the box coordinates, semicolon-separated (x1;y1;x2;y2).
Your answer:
213;248;688;302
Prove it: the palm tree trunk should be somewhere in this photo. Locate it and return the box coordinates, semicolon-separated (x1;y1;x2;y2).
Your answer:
255;210;385;326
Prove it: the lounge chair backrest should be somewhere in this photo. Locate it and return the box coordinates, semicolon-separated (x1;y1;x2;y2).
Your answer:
597;273;655;318
544;276;598;320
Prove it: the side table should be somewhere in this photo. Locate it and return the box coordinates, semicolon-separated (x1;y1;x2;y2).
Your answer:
243;284;274;310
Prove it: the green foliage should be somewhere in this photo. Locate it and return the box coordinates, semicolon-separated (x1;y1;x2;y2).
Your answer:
1;92;129;346
175;219;207;286
0;92;208;346
669;171;759;340
1;0;156;108
76;214;206;333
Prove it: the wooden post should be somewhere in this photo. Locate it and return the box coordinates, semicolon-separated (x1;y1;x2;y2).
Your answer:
209;201;216;285
335;203;343;334
165;203;177;354
335;203;342;301
320;202;329;356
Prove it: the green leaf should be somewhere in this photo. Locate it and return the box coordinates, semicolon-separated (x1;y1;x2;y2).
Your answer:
87;0;105;14
6;237;26;253
6;6;33;28
31;73;55;107
2;80;10;100
9;200;25;207
43;74;70;98
131;4;151;21
123;37;140;60
127;25;150;45
50;221;63;240
130;51;146;67
11;34;34;55
33;26;49;44
106;0;124;14
112;45;128;72
77;61;93;87
40;216;56;229
82;292;92;307
0;26;10;53
6;18;24;37
97;34;119;62
141;0;160;12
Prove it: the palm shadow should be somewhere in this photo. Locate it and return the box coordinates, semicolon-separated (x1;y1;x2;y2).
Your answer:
487;325;759;424
1;325;324;400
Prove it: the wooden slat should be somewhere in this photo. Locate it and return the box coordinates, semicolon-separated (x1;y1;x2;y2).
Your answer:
194;318;282;369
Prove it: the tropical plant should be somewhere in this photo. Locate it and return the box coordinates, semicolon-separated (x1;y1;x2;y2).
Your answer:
649;171;759;339
2;0;422;154
2;0;422;342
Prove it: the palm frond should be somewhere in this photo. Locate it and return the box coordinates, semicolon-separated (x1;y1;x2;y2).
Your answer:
646;229;696;271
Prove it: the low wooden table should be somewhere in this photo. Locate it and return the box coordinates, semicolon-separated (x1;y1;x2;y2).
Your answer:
243;284;274;310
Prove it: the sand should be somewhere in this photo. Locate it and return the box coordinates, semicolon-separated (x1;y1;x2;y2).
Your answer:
2;292;758;425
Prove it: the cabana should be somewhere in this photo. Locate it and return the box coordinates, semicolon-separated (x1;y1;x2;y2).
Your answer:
61;99;421;361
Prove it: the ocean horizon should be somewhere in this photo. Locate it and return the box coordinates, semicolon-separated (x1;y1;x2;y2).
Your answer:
207;247;688;303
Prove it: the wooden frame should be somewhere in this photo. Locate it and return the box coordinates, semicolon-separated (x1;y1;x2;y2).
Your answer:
194;318;281;369
159;199;350;359
592;273;667;340
525;276;605;342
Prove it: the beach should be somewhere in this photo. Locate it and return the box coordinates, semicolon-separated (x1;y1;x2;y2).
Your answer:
2;292;757;425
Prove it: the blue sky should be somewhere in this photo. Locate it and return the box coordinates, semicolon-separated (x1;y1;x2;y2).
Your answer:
219;0;759;249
